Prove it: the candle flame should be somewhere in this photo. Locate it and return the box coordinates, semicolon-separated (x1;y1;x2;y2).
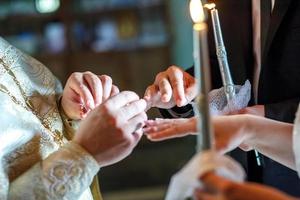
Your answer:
204;3;216;10
190;0;205;23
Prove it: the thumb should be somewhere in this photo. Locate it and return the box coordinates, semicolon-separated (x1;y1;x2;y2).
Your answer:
144;85;158;110
185;84;198;103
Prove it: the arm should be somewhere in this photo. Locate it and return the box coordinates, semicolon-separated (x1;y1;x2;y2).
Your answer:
244;115;295;170
8;142;99;200
144;114;296;170
4;91;146;200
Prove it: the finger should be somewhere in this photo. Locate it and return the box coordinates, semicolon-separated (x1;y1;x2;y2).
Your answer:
144;85;155;101
99;75;113;102
143;123;172;134
185;77;198;103
125;112;148;136
168;67;186;106
144;118;174;126
158;78;172;103
105;91;140;110
143;119;175;133
201;173;233;193
147;128;189;141
62;98;85;119
70;76;95;110
110;85;120;97
193;189;217;200
147;118;197;141
83;72;103;106
144;85;159;110
118;99;147;122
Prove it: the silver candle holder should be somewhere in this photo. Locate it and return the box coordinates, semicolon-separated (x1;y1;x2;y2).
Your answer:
206;4;235;101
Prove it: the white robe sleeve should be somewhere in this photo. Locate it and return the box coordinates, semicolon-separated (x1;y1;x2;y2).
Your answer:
7;142;99;200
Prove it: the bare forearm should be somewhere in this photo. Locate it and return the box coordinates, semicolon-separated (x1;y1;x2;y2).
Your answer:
246;115;295;170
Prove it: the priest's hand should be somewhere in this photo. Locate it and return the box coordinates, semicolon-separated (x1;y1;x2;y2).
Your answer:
194;172;295;200
144;66;196;110
144;115;253;154
73;91;147;167
61;72;119;120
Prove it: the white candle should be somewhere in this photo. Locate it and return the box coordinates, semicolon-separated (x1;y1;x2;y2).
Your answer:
190;0;213;151
205;3;235;101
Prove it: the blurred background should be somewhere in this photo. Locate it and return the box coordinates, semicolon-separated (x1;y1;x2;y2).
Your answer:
0;0;196;199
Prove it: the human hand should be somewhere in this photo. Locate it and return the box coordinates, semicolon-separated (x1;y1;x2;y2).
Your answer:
144;117;197;141
61;72;119;120
144;66;196;110
193;172;295;200
144;115;253;154
73;91;147;167
231;105;265;117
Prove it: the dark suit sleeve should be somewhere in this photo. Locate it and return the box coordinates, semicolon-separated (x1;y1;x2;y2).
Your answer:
159;104;194;119
265;98;300;123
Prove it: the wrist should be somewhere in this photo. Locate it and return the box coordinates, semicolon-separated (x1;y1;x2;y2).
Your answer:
242;114;260;147
72;137;101;166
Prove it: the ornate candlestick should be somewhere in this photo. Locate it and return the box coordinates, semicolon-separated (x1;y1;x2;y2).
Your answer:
205;3;235;101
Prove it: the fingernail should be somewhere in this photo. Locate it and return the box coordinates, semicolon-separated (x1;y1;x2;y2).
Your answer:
162;94;169;102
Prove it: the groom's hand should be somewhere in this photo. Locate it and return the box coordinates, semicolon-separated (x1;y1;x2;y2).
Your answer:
144;66;197;110
61;71;119;120
233;105;265;117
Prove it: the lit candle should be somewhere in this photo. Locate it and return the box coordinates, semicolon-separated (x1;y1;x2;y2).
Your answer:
205;3;235;101
190;0;213;151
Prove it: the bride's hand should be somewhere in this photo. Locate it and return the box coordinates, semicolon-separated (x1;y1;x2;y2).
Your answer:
144;115;254;154
143;117;197;141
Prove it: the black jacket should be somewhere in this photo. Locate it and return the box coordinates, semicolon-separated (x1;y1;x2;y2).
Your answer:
161;0;300;196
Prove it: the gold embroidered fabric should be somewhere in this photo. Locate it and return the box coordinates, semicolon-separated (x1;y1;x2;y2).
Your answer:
0;37;101;200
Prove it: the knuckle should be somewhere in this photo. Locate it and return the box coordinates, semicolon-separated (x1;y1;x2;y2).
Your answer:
155;72;165;80
101;75;112;83
108;115;121;127
168;65;179;73
72;72;80;77
70;72;81;81
124;90;139;99
78;83;86;90
101;102;111;113
172;81;181;87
